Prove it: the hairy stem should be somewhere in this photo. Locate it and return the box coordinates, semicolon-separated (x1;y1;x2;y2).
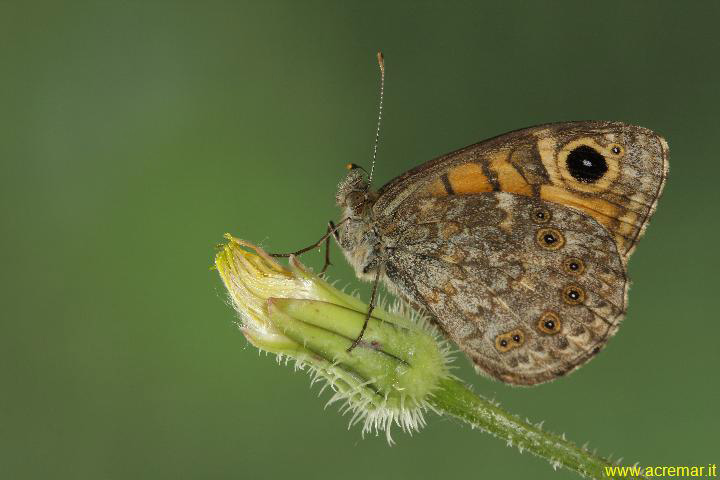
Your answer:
429;377;643;479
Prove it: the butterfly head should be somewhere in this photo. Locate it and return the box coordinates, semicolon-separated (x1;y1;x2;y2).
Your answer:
334;168;380;280
335;168;377;219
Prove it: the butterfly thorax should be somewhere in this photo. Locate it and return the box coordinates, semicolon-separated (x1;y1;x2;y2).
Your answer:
335;170;382;281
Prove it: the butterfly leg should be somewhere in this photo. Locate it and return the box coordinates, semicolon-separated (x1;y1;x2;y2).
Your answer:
269;218;347;260
319;220;338;275
347;266;381;352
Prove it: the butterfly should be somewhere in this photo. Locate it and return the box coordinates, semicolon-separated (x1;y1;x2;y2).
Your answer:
335;119;668;385
276;53;669;385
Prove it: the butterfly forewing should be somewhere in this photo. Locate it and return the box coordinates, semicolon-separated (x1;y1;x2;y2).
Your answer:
375;121;668;261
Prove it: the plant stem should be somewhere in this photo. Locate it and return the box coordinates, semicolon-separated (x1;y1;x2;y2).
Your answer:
428;377;643;479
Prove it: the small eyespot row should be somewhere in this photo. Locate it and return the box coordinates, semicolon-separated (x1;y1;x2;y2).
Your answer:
536;227;565;251
531;207;551;224
563;257;586;275
495;328;525;353
537;311;562;335
562;285;586;305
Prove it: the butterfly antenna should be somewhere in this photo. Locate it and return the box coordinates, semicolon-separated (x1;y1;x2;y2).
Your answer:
367;50;385;189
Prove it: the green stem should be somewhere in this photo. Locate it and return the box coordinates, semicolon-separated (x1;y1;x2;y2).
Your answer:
428;377;644;480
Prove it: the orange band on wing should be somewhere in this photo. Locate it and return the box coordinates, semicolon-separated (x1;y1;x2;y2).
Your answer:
540;185;619;230
447;163;493;194
427;178;449;196
488;151;533;196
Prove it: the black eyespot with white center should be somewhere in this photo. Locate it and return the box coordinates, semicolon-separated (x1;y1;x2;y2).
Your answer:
495;329;525;352
563;257;586;275
566;145;608;183
531;207;551;224
536;228;565;251
562;285;586;305
538;311;562;335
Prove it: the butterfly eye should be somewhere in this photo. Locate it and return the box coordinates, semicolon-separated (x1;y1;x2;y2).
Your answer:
537;311;562;335
609;144;624;155
566;145;608;183
345;191;366;212
531;207;551;224
563;257;586;275
562;285;586;305
536;228;565;251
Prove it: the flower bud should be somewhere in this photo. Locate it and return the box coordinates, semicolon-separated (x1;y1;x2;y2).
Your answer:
215;235;453;441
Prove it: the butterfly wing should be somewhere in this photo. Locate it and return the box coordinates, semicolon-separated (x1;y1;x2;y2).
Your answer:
375;121;668;261
381;192;626;385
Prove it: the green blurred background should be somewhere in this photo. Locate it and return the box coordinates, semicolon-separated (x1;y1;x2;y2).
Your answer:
2;1;719;479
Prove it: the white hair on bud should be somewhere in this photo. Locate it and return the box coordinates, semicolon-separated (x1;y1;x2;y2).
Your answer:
255;295;455;444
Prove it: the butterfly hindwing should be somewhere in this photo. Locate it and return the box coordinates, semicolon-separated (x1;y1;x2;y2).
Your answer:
381;192;626;385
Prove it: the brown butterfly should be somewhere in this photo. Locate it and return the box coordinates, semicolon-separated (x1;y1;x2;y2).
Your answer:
276;53;669;385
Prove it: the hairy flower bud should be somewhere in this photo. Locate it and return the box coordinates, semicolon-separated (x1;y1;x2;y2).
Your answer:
215;235;453;441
